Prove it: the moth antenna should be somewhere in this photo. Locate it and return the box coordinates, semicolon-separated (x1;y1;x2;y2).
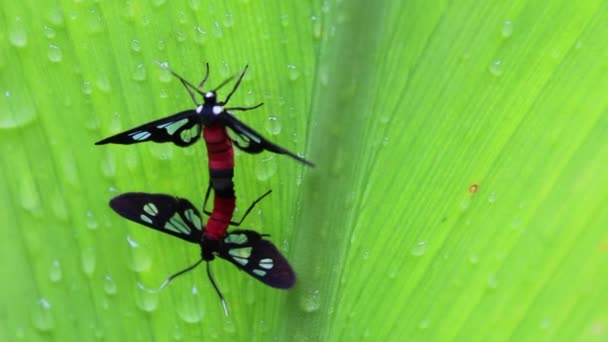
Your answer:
207;261;229;317
218;65;249;106
157;258;205;291
197;63;210;91
154;61;206;105
225;102;264;112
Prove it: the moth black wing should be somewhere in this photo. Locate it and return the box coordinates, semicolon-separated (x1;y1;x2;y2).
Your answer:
222;112;315;167
216;230;296;289
110;193;204;243
95;110;201;147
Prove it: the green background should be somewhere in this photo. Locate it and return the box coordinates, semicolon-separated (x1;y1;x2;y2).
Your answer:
1;1;607;341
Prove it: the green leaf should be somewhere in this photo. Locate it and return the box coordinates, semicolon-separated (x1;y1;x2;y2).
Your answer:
2;0;607;341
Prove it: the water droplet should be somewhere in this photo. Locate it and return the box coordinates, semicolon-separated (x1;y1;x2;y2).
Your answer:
177;286;204;323
488;60;503;77
157;39;166;51
287;64;300;81
540;318;551;329
85;210;98;230
418;318;430;330
488;192;496;203
87;9;104;33
173;325;183;340
255;156;277;181
264;115;282;135
460;197;471;210
174;31;186;43
129;244;152;272
224;319;236;334
43;25;56;39
212;21;223;37
411;241;427;256
551;50;561;59
152;0;166;6
300;289;321;312
177;11;187;24
501;20;513;38
135;284;159;312
487;273;498;288
189;0;200;10
32;298;54;332
312;16;322;39
9;17;27;48
96;73;111;93
131;39;141;52
469;254;479;264
280;14;289;27
223;13;234;27
20;176;40;212
81;247;96;276
4;90;10;97
49;260;62;282
104;275;117;295
46;6;65;26
194;25;207;45
126;235;139;247
82;80;92;95
132;64;147;81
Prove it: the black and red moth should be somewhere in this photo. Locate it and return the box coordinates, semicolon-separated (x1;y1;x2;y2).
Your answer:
110;192;295;294
95;63;314;167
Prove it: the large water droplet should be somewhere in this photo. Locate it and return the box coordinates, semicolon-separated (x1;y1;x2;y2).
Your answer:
87;9;104;34
43;25;56;39
82;80;92;95
488;60;504;77
255;156;277;181
501;20;513;38
128;243;152;272
264;115;282;135
174;31;186;43
9;17;27;47
130;64;146;82
19;177;40;214
487;273;498;289
131;39;141;52
212;21;223;37
194;25;207;45
188;0;200;10
287;64;300;81
32;298;54;332
104;275;117;295
81;247;96;276
135;283;159;312
280;14;289;27
177;286;204;323
410;241;427;256
85;210;99;230
300;289;321;312
488;192;497;203
223;13;234;27
96;73;111;93
312;16;322;39
49;260;62;282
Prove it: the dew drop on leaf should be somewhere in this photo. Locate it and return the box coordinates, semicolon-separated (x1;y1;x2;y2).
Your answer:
488;60;504;77
300;289;321;312
287;64;300;81
132;64;147;81
410;241;427;257
9;17;27;48
265;115;282;135
501;20;513;38
49;260;62;283
104;275;117;295
47;44;63;63
32;298;54;332
81;247;96;276
135;283;159;312
131;39;141;52
255;156;277;181
177;286;204;323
